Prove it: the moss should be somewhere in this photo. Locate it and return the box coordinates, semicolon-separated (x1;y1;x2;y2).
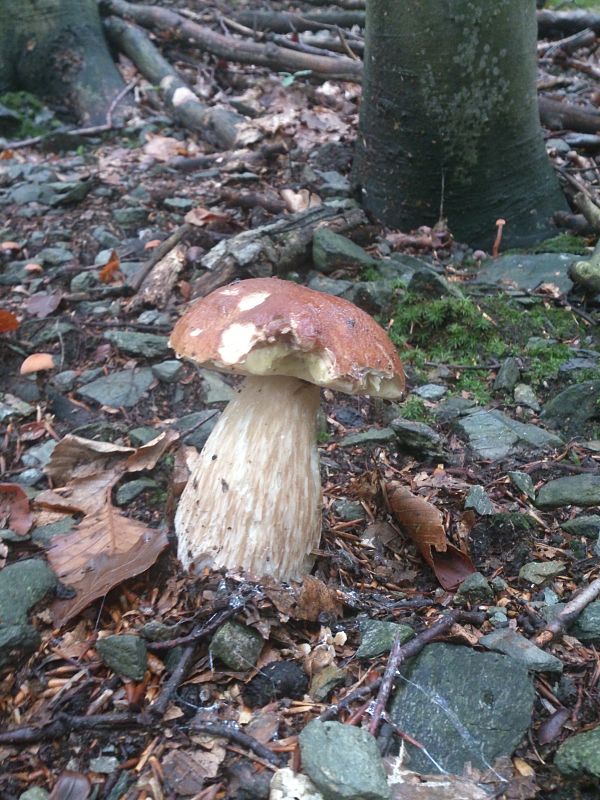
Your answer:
361;266;382;282
401;396;435;423
530;234;590;255
0;91;61;138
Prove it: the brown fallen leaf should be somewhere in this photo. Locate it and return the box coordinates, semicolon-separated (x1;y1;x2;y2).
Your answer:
0;482;32;535
0;309;19;333
294;575;342;622
98;250;121;284
184;206;232;227
387;482;475;590
49;771;91;800
25;291;63;318
36;431;178;626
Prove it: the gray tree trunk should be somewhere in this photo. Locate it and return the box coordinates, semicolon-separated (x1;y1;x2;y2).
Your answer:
353;0;567;248
0;0;126;125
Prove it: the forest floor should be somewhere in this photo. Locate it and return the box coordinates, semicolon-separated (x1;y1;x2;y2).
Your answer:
1;2;600;799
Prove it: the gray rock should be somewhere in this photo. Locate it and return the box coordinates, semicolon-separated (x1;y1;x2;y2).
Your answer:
561;515;600;539
408;268;464;299
175;410;219;449
554;725;600;778
0;393;34;421
489;611;509;629
493;357;521;392
355;619;414;659
129;426;159;446
96;635;148;681
435;397;478;424
113;207;148;227
14;468;43;486
309;665;346;702
514;383;541;412
70;271;98;292
103;330;170;358
454;572;494;605
36;246;73;265
299;720;390;800
52;370;77;392
344;280;397;315
116;478;157;506
22;440;56;469
536;475;600;509
78;368;154;408
307;274;353;297
152;360;183;383
479;628;563;673
389;643;535;774
164;197;193;211
9;184;45;204
19;788;50;800
519;560;565;584
339;428;396;448
31;516;76;546
390;418;446;460
92;226;121;249
464;485;494;515
210;621;263;671
332;500;366;522
0;623;41;668
413;384;447;401
78;368;103;385
40;180;90;206
89;755;119;774
473;253;575;294
139;620;181;642
541;381;600;434
454;408;562;461
0;559;57;625
541;602;600;642
199;369;235;403
312;229;376;274
508;471;536;501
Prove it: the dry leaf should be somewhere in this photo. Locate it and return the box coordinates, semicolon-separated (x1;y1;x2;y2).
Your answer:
0;309;19;333
143;134;188;161
184;206;232;227
294;575;342;621
99;250;121;284
25;291;62;318
49;771;91;800
280;188;321;213
387;482;475;590
0;483;32;535
20;352;56;374
36;431;177;625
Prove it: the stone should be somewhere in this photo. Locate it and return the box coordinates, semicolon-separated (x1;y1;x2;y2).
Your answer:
89;755;119;773
434;397;476;424
22;440;56;469
14;469;43;486
489;611;509;629
454;408;562;461
561;515;600;539
164;197;193;211
389;643;535;774
454;572;494;605
243;661;309;707
210;621;263;671
332;500;366;522
0;559;57;625
307;274;353;297
408;269;464;299
479;629;563;673
508;471;536;501
70;271;98;292
355;619;414;659
314;170;351;197
339;428;396;448
0;623;41;668
541;602;600;642
344;280;397;315
541;381;600;434
113;207;148;227
199;369;235;403
152;360;183;383
103;330;170;358
270;768;323;800
519;560;565;584
175;410;219;449
35;246;73;265
40;180;90;206
413;384;447;401
536;475;600;509
96;635;148;681
78;368;154;408
312;229;376;274
115;478;157;506
19;788;49;800
493;357;521;392
464;485;494;515
309;664;346;702
554;726;600;778
513;383;541;412
0;393;34;421
129;426;159;446
390;418;447;460
299;720;390;800
51;370;77;392
31;516;76;546
473;253;575;294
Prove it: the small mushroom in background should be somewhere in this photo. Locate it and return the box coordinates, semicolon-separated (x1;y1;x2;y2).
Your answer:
20;353;56;375
169;277;405;582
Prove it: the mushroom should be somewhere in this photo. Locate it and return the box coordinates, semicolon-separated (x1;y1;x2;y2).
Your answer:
169;277;405;581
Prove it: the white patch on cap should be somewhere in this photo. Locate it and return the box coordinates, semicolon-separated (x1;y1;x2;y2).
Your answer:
190;328;202;337
238;291;270;312
218;322;259;364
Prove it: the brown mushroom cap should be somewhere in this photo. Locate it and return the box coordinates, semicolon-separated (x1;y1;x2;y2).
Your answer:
170;277;405;398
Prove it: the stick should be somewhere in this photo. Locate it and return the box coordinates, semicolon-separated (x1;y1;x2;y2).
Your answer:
534;577;600;647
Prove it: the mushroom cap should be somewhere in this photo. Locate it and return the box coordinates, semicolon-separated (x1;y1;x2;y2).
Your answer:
169;277;405;398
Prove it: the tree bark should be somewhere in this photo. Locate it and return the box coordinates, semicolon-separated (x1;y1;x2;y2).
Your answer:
353;0;568;248
0;0;127;125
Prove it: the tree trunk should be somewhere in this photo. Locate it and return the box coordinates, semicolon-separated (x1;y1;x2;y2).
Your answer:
0;0;126;125
353;0;567;248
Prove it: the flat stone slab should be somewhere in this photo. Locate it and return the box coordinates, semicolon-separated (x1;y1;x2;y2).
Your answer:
536;475;600;509
473;253;576;293
77;368;154;408
479;628;563;672
454;408;562;461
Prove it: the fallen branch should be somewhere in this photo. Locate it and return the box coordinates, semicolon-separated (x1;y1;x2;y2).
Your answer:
539;96;600;134
127;223;191;293
235;9;366;34
535;577;600;647
537;9;600;37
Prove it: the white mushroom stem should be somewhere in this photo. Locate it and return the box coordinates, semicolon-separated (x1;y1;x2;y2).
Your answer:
175;375;322;580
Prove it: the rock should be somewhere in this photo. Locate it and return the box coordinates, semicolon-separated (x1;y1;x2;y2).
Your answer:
389;643;535;774
454;408;562;461
541;381;600;434
554;725;600;778
561;515;600;539
332;500;366;522
408;269;464;299
312;229;376;274
307;274;353;297
0;393;34;421
541;602;600;642
175;410;219;449
0;559;57;625
14;468;43;486
31;516;76;546
40;180;90;206
115;478;157;506
332;405;364;428
103;330;170;358
299;719;391;800
113;207;148;227
314;170;351;197
51;370;77;392
164;197;194;211
70;271;98;292
0;623;41;668
479;628;563;673
493;357;521;392
309;664;346;702
19;788;50;800
344;280;397;315
77;368;154;408
152;360;183;383
22;440;56;469
514;383;541;412
270;768;323;800
355;619;414;659
139;620;181;641
96;635;148;681
434;397;476;424
454;572;494;605
536;475;600;509
473;253;575;294
35;246;73;265
338;428;396;448
243;660;308;707
413;384;447;401
129;426;159;446
210;621;263;671
390;418;447;460
464;485;494;515
199;369;235;403
508;471;536;501
489;611;509;629
89;755;119;773
519;560;565;584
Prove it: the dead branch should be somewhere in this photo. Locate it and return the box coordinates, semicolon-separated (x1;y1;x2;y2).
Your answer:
235;9;366;34
127;223;191;293
101;0;363;82
534;577;600;647
539;96;600;134
191;721;283;766
104;16;245;148
303;0;366;9
537;9;600;37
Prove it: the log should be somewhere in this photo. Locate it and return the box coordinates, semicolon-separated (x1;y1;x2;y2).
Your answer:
539;96;600;134
235;10;366;34
537;9;600;37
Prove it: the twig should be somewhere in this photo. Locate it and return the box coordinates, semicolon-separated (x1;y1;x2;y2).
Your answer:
534;577;600;647
128;223;191;292
192;721;284;766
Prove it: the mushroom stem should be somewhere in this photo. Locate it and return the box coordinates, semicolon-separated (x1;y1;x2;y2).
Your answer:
175;375;322;580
